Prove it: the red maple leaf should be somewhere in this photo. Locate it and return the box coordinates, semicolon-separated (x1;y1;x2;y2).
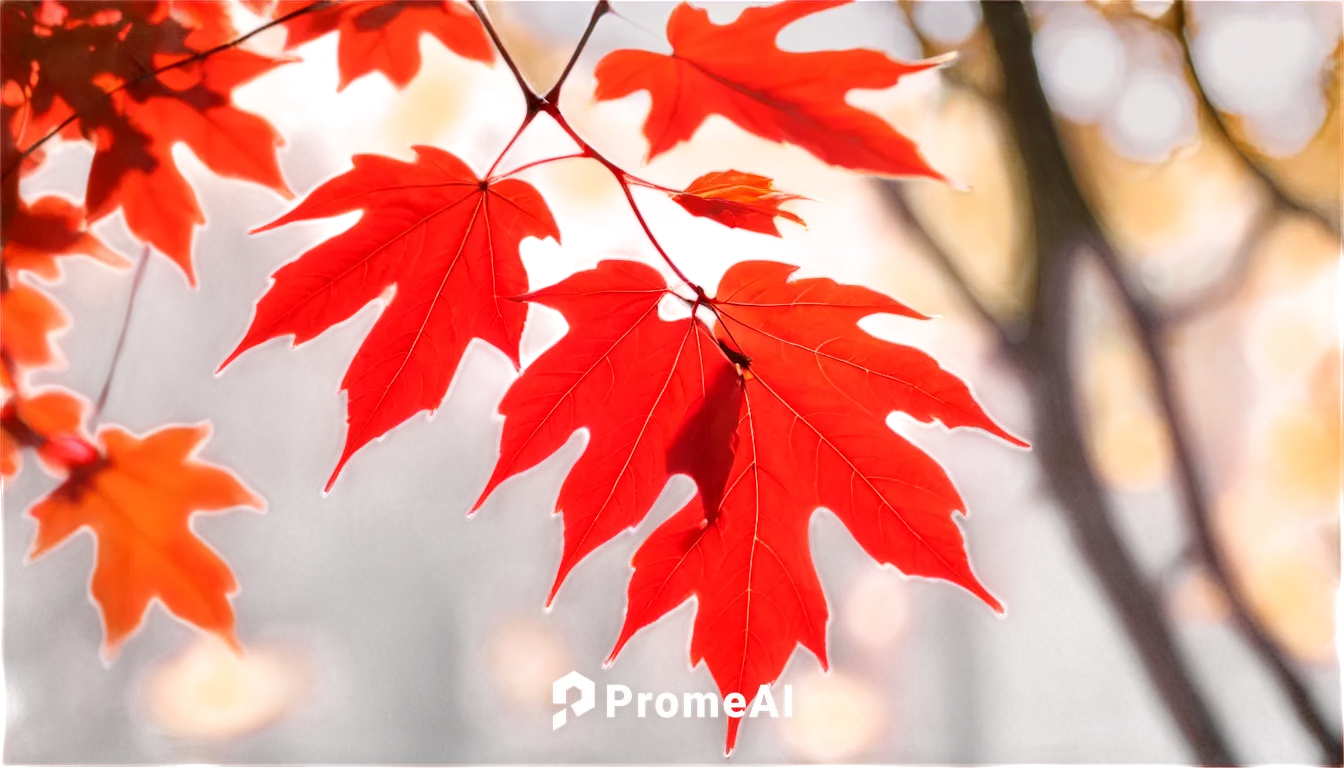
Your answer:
273;0;494;91
3;1;292;283
0;387;93;479
473;260;735;601
3;195;128;280
485;259;1022;753
667;170;806;237
593;0;948;179
222;145;560;490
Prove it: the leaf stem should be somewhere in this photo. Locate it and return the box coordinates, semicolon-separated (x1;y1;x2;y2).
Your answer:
93;245;151;419
492;152;587;180
543;1;610;104
1;0;332;182
486;111;539;179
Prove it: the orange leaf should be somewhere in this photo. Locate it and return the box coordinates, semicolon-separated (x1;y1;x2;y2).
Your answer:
3;196;129;280
9;2;292;284
27;424;263;659
0;281;67;374
275;0;494;91
670;170;806;237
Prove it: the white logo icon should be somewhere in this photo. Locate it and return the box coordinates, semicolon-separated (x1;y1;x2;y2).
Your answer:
552;671;595;730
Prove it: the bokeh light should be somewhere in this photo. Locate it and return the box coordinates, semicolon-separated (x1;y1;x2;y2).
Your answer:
1220;481;1344;667
1191;3;1337;156
912;1;982;47
1241;297;1327;387
1247;395;1333;481
1084;333;1173;491
780;671;886;762
843;570;913;651
483;613;572;710
1102;67;1196;162
1035;6;1128;123
1177;570;1231;632
137;640;321;742
1090;408;1173;490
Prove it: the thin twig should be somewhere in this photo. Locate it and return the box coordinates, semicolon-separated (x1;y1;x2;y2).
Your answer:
468;0;538;99
93;246;151;419
2;0;331;181
543;1;610;104
485;111;539;179
1172;0;1341;240
492;152;587;181
469;0;705;298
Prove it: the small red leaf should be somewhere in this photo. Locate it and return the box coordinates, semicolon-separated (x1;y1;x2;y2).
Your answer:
670;170;805;237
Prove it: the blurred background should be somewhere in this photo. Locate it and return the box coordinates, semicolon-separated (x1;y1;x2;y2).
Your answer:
3;0;1340;763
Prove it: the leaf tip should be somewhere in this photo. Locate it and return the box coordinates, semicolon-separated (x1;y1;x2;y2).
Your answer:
220;628;245;656
98;636;126;668
927;50;959;69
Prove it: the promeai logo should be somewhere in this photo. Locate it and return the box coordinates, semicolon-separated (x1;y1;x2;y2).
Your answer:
552;671;596;730
551;672;792;730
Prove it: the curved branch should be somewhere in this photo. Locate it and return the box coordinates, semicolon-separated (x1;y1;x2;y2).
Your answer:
1172;0;1341;239
878;181;1018;348
1092;227;1344;766
1160;199;1280;325
1;0;331;181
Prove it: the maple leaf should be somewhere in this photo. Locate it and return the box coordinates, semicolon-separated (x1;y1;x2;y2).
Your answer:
473;260;735;602
593;0;948;179
3;1;293;283
3;196;129;280
1;190;131;392
223;145;560;490
273;0;495;91
0;280;66;377
27;423;262;659
669;170;805;237
623;261;1023;752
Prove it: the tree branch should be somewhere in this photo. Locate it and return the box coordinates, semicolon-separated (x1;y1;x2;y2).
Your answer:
473;0;704;294
1171;0;1341;240
877;181;1018;348
468;0;541;103
2;0;332;182
1160;200;1280;325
